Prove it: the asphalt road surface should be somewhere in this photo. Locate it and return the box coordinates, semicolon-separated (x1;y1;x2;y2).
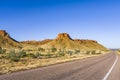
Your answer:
0;52;119;80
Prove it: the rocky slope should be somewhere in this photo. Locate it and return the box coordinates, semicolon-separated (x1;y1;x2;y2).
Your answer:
0;30;108;50
0;30;21;48
41;33;107;50
21;39;52;45
74;39;107;50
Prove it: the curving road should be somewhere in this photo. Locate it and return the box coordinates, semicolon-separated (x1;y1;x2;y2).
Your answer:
0;52;119;80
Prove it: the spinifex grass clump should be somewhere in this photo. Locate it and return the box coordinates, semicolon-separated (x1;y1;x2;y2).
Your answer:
6;50;27;62
17;50;27;58
6;50;20;62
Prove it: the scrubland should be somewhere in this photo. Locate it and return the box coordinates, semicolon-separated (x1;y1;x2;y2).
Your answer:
0;47;108;75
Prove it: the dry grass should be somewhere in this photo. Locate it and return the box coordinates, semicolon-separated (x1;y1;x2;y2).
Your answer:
117;50;120;55
0;53;101;75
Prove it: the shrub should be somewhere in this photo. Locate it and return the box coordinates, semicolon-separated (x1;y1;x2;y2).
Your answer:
45;53;52;58
18;50;27;58
67;51;73;56
86;51;91;55
2;49;6;53
57;51;65;57
51;47;57;52
74;49;80;54
18;46;23;49
38;48;45;52
0;55;6;59
34;52;41;59
0;49;3;54
88;50;102;55
91;50;96;54
0;47;6;54
6;50;20;62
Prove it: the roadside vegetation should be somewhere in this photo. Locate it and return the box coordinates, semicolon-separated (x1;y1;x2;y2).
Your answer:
117;49;120;52
0;46;107;75
117;49;120;55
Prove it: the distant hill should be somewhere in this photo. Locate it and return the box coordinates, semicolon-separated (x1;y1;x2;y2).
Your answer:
0;30;108;51
0;30;21;48
21;39;52;45
74;39;107;50
41;33;107;50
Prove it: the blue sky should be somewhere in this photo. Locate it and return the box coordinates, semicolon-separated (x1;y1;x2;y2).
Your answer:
0;0;120;48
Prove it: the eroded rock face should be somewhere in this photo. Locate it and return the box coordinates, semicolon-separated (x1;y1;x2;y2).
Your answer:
0;30;20;48
74;39;97;43
0;30;9;37
21;39;52;45
56;33;72;40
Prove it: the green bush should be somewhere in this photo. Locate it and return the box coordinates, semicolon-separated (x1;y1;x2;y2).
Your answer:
51;47;57;52
74;49;80;54
0;49;3;54
67;51;73;56
6;50;20;62
34;52;41;59
45;53;52;58
0;47;6;54
18;50;27;58
38;48;45;52
2;49;6;53
91;50;96;54
86;50;101;55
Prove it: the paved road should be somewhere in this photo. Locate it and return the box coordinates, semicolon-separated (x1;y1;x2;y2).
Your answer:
0;52;119;80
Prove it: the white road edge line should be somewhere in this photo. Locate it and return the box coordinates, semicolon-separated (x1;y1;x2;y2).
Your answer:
102;53;118;80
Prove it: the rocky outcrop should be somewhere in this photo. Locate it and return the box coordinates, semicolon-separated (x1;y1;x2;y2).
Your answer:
21;39;52;45
0;30;108;50
0;30;20;48
74;39;97;44
56;33;72;40
74;39;107;50
0;30;9;37
41;33;107;50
